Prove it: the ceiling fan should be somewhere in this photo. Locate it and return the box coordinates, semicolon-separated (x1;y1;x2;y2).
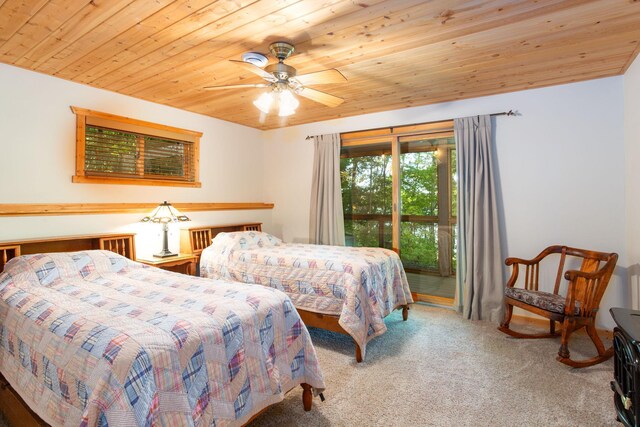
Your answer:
204;42;347;116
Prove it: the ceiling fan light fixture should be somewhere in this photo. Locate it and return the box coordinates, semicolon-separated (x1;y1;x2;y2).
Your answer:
218;41;345;115
278;105;296;117
253;92;273;114
278;89;299;117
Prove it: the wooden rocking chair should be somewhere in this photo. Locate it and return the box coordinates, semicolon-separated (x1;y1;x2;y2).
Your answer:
498;245;618;368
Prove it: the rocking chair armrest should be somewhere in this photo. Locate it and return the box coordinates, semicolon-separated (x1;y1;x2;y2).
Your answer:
505;248;558;266
504;247;570;289
562;277;584;316
504;256;546;288
504;259;540;288
563;267;610;316
505;257;537;266
563;268;606;282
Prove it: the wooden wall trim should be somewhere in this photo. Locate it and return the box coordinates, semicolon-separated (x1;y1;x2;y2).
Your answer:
71;176;203;187
70;106;203;138
0;203;274;217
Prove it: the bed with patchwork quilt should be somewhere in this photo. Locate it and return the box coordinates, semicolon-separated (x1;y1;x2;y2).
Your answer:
199;231;413;362
0;250;324;426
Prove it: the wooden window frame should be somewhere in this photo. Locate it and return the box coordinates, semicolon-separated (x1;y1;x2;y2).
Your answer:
71;107;202;187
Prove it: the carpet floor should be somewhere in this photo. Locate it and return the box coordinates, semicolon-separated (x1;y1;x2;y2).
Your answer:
252;304;617;426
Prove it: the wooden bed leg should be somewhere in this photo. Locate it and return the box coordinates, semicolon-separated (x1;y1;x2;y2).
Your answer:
355;341;363;363
402;305;409;321
301;383;313;411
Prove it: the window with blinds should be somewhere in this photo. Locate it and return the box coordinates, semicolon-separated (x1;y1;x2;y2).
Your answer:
71;107;202;187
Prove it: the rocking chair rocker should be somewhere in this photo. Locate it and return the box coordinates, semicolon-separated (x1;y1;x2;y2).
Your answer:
498;245;618;368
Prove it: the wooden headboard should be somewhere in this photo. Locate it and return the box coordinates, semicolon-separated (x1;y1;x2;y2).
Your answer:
0;233;136;273
180;222;262;259
0;233;137;426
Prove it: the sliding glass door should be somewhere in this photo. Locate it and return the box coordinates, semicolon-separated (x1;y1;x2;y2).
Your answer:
340;122;457;305
399;136;456;303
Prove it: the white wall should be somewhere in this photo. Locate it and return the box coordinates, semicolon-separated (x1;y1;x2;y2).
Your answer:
0;63;271;257
262;78;627;329
625;55;640;309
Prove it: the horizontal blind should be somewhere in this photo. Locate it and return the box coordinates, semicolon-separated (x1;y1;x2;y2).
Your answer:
84;126;195;182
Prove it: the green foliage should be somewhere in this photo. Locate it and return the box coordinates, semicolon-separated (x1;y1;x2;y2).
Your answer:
401;152;438;216
341;140;457;275
85;126;185;177
85;126;137;174
341;154;392;215
400;222;438;270
344;220;392;249
145;137;185;177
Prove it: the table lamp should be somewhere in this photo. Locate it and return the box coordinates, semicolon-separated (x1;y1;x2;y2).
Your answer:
140;201;190;258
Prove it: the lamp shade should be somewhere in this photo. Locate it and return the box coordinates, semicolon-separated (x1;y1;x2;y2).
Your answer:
278;89;299;117
253;92;273;114
140;201;190;223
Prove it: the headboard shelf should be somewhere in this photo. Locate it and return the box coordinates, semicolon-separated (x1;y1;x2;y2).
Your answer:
0;233;136;272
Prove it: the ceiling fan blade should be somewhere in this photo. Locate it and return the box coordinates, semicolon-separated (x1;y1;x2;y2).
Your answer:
229;60;275;81
293;69;347;86
298;87;344;108
203;83;269;90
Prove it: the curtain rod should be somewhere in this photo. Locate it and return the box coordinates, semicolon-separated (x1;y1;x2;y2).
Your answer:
305;110;517;140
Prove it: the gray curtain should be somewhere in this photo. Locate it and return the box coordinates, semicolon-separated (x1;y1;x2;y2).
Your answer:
309;133;345;245
454;115;504;322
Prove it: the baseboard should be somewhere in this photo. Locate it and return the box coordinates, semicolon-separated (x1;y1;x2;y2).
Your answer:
411;292;454;307
511;314;613;340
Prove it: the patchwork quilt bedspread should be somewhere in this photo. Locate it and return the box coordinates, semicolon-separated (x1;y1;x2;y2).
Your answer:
199;232;413;358
0;250;324;427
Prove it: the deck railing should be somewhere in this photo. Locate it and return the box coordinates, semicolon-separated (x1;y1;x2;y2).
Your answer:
344;213;456;275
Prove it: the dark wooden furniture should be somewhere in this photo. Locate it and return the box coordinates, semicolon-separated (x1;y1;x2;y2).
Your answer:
137;253;198;275
0;232;314;427
498;245;618;368
611;308;640;427
180;222;262;263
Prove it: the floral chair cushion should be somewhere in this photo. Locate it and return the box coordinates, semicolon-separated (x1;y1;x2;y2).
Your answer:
505;287;580;316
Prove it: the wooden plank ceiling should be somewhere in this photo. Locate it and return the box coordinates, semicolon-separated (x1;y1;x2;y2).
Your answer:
1;0;639;130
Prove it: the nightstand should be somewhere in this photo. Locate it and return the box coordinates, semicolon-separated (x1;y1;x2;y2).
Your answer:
137;253;198;276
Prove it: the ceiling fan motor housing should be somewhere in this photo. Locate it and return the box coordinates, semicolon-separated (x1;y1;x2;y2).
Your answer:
265;62;296;81
208;40;344;108
269;41;295;61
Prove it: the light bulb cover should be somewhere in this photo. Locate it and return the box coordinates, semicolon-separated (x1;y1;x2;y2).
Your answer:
278;90;299;117
253;92;273;114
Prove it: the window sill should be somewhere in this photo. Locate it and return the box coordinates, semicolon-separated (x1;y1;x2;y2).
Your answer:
72;175;202;188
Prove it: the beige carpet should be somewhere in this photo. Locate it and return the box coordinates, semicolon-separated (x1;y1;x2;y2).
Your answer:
252;304;617;426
